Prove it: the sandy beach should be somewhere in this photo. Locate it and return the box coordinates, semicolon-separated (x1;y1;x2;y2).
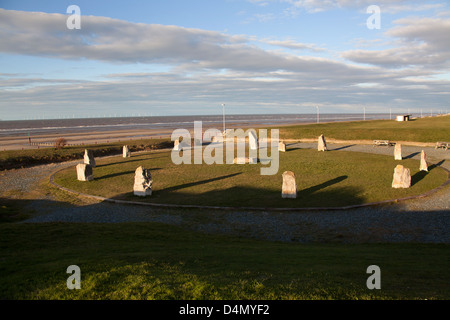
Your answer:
0;121;313;151
2;118;441;151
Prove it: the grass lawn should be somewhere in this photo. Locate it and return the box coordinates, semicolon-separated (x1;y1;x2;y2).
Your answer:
53;148;448;208
2;116;449;301
276;115;450;143
0;222;448;300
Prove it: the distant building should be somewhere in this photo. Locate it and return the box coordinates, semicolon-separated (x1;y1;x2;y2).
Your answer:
396;115;410;122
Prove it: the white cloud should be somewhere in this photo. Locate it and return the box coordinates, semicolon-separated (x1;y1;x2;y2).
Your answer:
247;0;446;14
0;9;360;75
261;39;325;51
342;17;450;69
0;8;449;119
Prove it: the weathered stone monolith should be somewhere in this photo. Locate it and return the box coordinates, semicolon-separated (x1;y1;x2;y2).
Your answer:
123;145;130;158
394;144;402;160
173;139;180;151
282;171;297;198
83;149;96;167
278;141;286;152
233;157;258;164
249;130;258;150
392;165;411;188
76;163;93;181
318;134;327;151
420;150;428;172
133;166;153;196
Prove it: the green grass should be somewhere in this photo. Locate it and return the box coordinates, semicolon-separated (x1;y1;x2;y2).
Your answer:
0;199;31;223
276;115;450;143
0;223;448;300
53;148;448;208
0;138;171;171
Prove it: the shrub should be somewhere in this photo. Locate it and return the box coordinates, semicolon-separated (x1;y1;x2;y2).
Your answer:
55;138;68;149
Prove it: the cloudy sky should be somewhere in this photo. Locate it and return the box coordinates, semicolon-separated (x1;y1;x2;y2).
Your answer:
0;0;449;120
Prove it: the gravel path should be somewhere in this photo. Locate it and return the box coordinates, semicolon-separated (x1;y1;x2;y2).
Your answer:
1;143;449;243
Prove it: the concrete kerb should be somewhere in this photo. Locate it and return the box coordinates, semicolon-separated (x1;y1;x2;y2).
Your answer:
48;147;450;212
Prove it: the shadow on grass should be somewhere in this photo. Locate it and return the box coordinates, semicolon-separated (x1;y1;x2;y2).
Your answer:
331;145;356;151
404;152;420;159
110;175;362;208
429;159;446;170
299;176;348;196
96;156;166;168
96;168;162;181
158;172;242;193
411;159;446;186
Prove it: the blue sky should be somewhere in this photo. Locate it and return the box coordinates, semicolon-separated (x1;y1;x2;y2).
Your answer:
0;0;449;120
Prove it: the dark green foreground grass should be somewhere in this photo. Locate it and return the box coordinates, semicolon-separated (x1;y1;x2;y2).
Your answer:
0;223;448;300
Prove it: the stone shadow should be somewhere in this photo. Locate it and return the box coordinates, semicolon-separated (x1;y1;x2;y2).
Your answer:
96;168;162;181
411;159;446;186
286;147;302;152
108;175;363;209
157;172;242;193
298;176;348;196
331;145;356;151
97;156;166;168
403;152;420;159
429;159;446;170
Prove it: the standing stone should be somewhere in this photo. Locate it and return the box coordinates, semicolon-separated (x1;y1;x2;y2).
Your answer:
173;139;180;151
76;163;93;181
84;149;96;167
233;157;257;164
278;141;286;152
318;134;327;151
420;150;428;172
249;131;258;150
133;166;153;196
392;165;411;188
394;143;402;160
282;171;297;198
123;145;130;158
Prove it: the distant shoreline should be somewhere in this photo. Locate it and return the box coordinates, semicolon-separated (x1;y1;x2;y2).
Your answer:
0;113;434;151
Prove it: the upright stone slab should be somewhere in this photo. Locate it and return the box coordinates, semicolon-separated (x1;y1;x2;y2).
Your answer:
123;145;130;158
318;134;327;151
133;166;153;197
233;157;257;164
84;149;96;167
392;165;411;188
173;139;180;151
394;144;402;160
278;141;286;152
282;171;297;198
420;150;428;172
76;163;93;181
249;131;258;150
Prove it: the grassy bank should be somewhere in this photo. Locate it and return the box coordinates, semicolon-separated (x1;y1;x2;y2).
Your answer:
0;138;172;171
0;222;448;300
277;115;450;143
2;115;448;171
53;148;448;208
